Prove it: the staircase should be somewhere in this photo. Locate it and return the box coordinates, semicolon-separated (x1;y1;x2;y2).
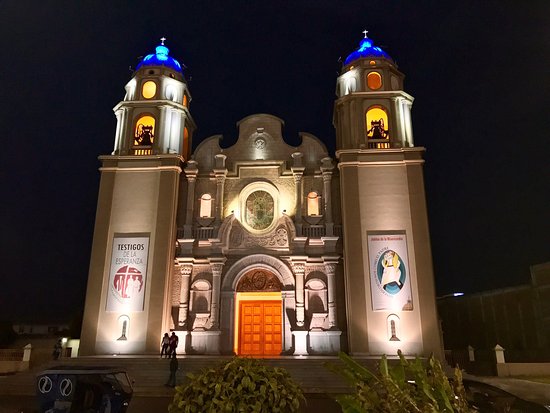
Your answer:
0;356;379;397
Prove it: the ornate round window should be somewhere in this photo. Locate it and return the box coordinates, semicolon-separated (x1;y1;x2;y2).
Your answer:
245;190;274;231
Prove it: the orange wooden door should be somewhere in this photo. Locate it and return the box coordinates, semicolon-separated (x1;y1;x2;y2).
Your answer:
239;301;282;356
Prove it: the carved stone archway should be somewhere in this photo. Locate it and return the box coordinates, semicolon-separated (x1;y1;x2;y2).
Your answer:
222;254;294;291
219;255;295;354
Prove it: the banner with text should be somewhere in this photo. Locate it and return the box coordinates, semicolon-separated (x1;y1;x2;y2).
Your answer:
106;236;149;312
368;233;413;311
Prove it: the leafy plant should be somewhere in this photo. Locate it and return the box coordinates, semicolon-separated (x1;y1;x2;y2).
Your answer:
169;357;305;413
327;351;475;413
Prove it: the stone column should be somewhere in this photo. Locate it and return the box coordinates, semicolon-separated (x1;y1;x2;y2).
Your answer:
324;260;338;328
114;107;130;155
291;152;305;236
178;264;193;328
321;157;334;235
157;105;169;154
113;108;123;155
213;154;227;226
209;258;226;329
292;261;306;327
183;160;198;238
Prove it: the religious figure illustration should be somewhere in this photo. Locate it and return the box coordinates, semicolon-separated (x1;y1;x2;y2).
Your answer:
380;250;402;288
113;266;144;299
245;191;274;230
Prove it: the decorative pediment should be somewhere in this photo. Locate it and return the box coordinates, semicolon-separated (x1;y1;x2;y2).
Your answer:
219;214;296;252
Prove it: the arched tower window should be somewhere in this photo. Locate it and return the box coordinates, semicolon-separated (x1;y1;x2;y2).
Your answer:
199;194;212;218
367;72;382;90
307;192;320;216
142;81;157;99
134;115;155;155
183;94;188;107
366;106;390;149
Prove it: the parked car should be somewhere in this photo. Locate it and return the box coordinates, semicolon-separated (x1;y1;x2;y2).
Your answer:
36;366;133;413
463;379;550;412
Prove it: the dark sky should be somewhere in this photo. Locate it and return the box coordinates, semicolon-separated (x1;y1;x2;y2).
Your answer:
1;1;549;322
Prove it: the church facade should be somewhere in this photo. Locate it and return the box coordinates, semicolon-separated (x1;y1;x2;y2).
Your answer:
80;36;442;358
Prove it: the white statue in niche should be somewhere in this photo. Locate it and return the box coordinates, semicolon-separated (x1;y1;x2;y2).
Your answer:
387;314;400;342
117;315;130;341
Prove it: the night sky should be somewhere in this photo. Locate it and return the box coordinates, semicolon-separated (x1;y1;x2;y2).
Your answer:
2;1;549;323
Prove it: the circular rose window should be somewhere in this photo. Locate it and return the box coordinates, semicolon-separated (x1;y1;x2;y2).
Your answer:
245;190;274;231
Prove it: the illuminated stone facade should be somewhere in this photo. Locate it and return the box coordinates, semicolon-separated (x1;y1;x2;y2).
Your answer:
80;36;442;358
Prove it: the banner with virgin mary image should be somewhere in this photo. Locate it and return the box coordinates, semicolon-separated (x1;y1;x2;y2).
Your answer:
106;236;149;312
367;233;413;311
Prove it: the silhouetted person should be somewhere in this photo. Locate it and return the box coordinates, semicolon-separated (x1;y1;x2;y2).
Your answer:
166;353;178;387
169;332;179;356
160;332;170;358
52;339;62;360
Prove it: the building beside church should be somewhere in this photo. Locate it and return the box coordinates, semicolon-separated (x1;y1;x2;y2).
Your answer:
80;36;442;359
439;262;550;361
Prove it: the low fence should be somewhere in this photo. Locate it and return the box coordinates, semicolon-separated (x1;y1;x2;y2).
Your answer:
0;345;31;374
447;344;550;377
497;362;550;377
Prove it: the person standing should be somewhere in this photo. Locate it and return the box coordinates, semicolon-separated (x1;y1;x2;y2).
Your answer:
169;332;179;356
52;339;62;360
160;333;170;358
165;353;179;387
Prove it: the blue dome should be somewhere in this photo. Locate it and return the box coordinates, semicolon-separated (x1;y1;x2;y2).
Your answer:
136;41;183;73
344;36;392;65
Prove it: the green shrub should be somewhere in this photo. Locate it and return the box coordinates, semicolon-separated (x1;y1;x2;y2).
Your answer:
328;351;475;413
169;357;305;413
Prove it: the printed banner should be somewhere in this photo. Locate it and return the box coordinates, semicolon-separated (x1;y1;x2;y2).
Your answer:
106;236;149;312
368;233;413;311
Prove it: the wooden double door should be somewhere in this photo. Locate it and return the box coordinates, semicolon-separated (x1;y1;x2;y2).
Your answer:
238;300;282;356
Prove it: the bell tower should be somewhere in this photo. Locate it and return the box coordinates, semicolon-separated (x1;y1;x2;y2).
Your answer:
80;39;196;355
334;33;442;358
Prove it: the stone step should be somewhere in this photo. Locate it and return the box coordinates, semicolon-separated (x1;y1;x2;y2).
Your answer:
0;356;378;396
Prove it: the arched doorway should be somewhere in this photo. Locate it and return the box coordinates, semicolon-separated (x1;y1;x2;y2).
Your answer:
235;269;283;356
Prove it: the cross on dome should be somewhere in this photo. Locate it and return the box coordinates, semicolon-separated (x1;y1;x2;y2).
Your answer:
136;37;183;73
343;32;393;65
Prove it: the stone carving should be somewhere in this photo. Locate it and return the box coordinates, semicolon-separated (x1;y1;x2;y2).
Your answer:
292;262;306;275
210;263;224;276
243;226;288;248
180;265;193;276
192;313;212;331
254;137;266;150
237;270;282;292
310;313;328;331
324;263;337;275
171;266;182;306
229;223;244;246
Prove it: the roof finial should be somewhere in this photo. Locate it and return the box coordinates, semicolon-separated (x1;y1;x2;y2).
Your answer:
160;37;166;45
362;30;369;39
